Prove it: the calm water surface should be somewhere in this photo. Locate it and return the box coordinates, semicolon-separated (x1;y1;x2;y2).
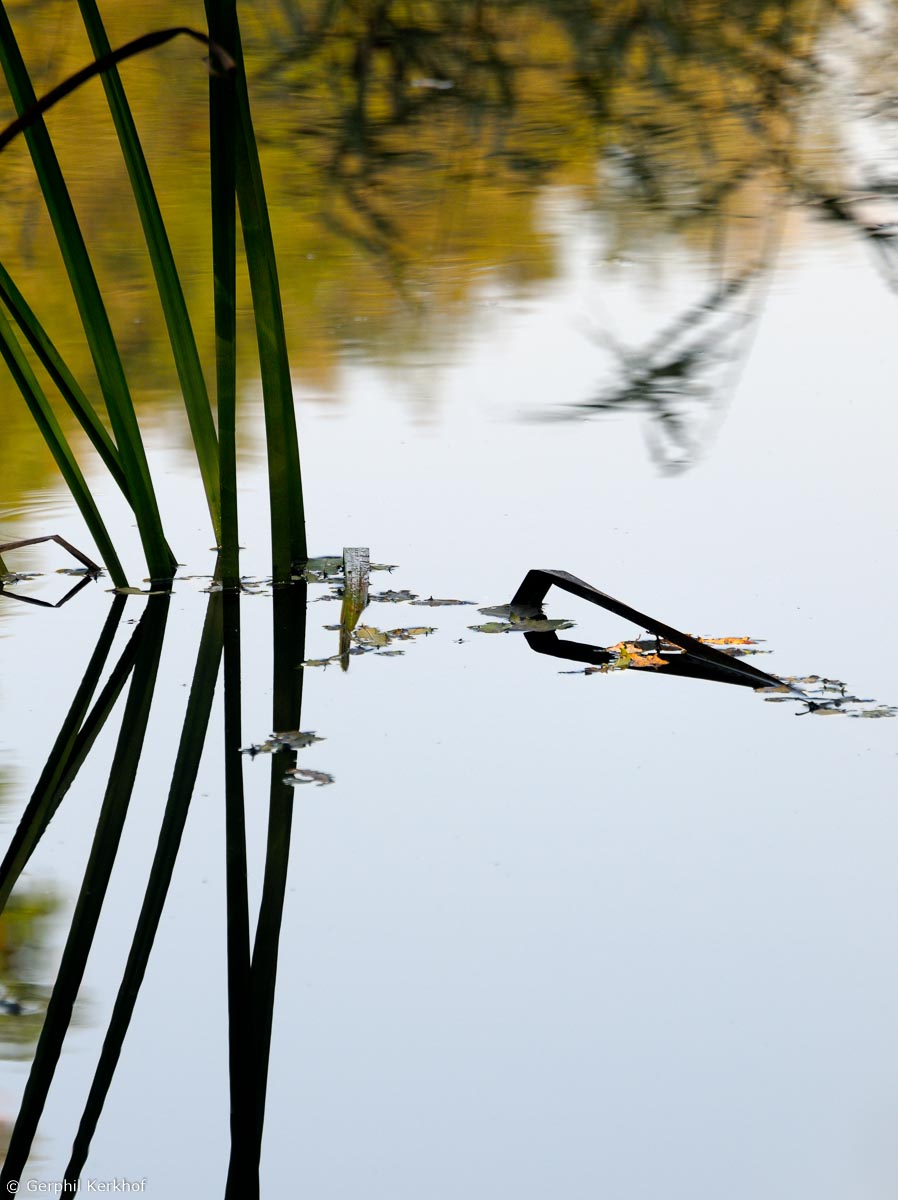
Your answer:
1;3;898;1196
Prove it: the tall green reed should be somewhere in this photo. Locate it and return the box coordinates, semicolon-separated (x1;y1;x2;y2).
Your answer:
0;5;306;586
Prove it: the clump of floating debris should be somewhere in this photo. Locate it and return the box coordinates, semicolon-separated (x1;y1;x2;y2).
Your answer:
240;730;333;786
757;677;898;718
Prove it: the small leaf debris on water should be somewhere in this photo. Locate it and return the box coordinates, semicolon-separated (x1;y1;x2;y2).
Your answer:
410;597;476;607
353;624;390;647
303;623;436;667
370;589;418;603
296;556;344;581
470;618;576;634
756;674;893;718
478;604;514;618
110;586;171;596
353;624;435;647
241;731;324;755
296;556;396;583
275;730;324;749
285;768;334;787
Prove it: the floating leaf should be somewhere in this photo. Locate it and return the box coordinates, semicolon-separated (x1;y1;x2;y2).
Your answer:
109;586;170;596
284;768;334;787
274;730;324;748
240;731;324;755
297;556;343;580
353;625;390;647
470;618;575;634
410;596;475;607
1;571;41;583
477;604;514;618
695;636;763;646
370;589;418;603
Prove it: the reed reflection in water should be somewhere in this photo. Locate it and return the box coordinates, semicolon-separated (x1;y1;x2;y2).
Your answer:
0;571;308;1196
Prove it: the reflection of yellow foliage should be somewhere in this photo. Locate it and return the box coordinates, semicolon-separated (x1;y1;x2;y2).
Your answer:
0;0;859;515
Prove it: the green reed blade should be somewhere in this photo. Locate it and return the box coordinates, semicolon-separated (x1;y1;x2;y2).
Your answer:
75;0;222;545
64;590;222;1182
0;9;173;582
0;596;169;1188
228;14;307;580
0;595;129;915
0;305;128;585
206;0;240;586
0;262;130;496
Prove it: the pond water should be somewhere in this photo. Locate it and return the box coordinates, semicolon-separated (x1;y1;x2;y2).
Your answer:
1;2;898;1197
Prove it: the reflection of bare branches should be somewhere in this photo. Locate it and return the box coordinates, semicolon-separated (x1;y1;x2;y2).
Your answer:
814;190;898;253
777;156;898;290
563;266;765;473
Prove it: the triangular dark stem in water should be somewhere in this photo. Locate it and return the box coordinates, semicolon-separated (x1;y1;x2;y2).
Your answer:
511;568;785;690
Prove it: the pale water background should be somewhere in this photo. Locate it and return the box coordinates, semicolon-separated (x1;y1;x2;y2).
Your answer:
1;3;897;1196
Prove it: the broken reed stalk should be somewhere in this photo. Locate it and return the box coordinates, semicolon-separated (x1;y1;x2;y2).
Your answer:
511;568;784;689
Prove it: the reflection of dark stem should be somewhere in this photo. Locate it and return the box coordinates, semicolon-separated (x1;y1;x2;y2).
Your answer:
524;630;769;688
223;586;254;1198
248;582;307;1172
0;595;130;914
0;574;95;608
0;595;169;1189
64;592;223;1182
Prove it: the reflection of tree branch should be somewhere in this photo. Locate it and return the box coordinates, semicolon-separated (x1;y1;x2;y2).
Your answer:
0;573;94;608
776;154;898;290
567;264;765;472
